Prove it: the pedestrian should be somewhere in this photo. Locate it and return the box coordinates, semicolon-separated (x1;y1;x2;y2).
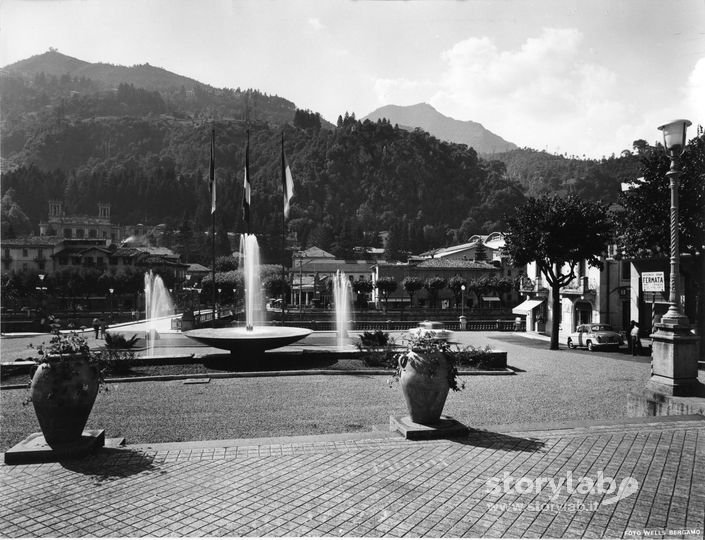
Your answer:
92;317;100;339
630;321;642;356
100;320;107;339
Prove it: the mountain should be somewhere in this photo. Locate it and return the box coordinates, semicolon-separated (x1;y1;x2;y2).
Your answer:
363;103;517;154
3;50;207;92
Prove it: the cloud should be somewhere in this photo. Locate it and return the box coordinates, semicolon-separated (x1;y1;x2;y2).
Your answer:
308;17;324;31
374;28;636;157
685;57;705;122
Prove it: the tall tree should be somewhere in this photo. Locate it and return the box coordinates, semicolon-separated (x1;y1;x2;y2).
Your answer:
615;129;705;341
504;195;612;350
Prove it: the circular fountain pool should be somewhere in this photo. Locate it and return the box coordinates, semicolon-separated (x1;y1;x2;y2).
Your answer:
185;326;312;355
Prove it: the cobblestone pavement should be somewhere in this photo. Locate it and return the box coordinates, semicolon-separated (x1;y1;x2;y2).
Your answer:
1;416;703;538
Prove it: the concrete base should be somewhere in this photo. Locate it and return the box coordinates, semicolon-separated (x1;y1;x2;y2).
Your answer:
3;429;124;465
627;388;705;418
390;415;469;440
648;322;700;397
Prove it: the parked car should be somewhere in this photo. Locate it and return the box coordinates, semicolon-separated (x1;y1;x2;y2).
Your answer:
409;320;454;342
566;323;623;351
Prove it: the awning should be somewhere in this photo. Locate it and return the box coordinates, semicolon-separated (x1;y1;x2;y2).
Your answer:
482;296;501;302
512;298;545;315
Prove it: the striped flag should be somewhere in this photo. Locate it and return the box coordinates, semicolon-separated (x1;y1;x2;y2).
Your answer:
281;133;294;219
209;129;216;214
242;130;251;225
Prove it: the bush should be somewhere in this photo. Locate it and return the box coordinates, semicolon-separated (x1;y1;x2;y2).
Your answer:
356;331;397;368
359;331;389;347
102;332;139;375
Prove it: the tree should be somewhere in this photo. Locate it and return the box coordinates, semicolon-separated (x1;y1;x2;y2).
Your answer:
375;276;397;312
402;276;424;307
424;276;448;309
447;275;468;308
1;189;32;238
504;195;612;350
615;129;705;342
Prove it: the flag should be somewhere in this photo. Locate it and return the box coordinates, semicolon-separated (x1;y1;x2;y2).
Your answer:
242;130;251;225
209;129;216;214
281;133;294;219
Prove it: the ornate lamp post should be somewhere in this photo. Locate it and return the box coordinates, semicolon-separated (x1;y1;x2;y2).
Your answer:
647;118;701;397
461;284;466;317
108;288;114;322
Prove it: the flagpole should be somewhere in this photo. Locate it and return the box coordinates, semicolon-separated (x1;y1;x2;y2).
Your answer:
281;132;287;323
210;127;216;326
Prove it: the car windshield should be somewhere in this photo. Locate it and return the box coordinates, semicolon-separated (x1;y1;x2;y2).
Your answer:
591;324;614;332
420;322;444;329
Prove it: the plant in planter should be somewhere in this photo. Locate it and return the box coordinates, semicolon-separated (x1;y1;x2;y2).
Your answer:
103;332;139;375
26;330;107;447
356;331;398;368
390;333;465;425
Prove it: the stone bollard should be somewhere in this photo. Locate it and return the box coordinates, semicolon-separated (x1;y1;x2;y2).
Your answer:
459;315;467;331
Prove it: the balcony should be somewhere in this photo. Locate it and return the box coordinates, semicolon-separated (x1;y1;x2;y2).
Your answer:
519;276;549;293
562;276;598;296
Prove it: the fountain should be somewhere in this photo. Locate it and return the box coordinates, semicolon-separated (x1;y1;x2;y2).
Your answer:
185;233;312;358
144;270;174;357
332;270;352;350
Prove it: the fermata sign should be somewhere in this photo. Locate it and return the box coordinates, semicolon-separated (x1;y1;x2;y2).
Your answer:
642;272;665;292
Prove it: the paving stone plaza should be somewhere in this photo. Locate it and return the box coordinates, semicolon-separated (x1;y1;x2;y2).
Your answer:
1;416;704;538
1;329;704;538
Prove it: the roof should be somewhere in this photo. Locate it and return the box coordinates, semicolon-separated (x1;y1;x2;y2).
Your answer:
2;236;58;247
416;259;498;269
186;263;211;273
296;246;336;259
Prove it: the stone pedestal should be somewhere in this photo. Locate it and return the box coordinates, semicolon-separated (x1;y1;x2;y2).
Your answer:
646;322;701;397
3;430;125;465
390;415;469;440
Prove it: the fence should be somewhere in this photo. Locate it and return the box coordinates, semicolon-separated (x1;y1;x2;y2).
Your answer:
276;319;522;332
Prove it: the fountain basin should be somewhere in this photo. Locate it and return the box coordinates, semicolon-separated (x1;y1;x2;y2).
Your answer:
184;326;312;356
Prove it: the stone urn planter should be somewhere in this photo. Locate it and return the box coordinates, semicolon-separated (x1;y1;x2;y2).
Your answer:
398;349;451;424
392;332;465;426
28;332;103;447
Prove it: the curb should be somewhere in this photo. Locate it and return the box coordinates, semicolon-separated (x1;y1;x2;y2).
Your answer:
0;366;515;390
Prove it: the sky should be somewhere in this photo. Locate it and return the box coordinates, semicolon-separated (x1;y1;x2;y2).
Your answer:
1;0;704;158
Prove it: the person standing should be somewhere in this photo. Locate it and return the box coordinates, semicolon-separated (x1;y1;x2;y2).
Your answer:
92;317;100;339
630;321;642;356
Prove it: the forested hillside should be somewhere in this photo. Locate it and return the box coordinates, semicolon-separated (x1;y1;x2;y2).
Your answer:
1;50;642;265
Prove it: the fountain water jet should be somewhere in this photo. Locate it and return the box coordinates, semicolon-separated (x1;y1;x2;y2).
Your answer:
144;270;174;357
332;270;352;350
185;233;311;358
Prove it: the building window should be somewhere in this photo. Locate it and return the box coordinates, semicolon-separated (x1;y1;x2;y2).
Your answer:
3;248;9;259
109;257;118;265
64;228;72;238
123;257;131;265
621;261;631;280
89;229;97;238
59;257;68;265
22;263;28;271
103;231;108;239
22;248;28;257
84;257;93;265
38;262;45;271
97;257;104;266
72;256;81;265
76;229;85;238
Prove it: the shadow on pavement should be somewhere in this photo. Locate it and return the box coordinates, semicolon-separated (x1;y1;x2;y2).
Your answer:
453;429;546;453
60;447;162;482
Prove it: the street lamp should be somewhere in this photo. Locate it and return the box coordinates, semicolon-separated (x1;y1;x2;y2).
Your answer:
108;288;114;323
646;118;700;397
656;119;691;326
461;284;466;317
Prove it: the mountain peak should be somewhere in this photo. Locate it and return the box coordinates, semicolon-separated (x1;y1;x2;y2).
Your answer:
363;103;516;154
